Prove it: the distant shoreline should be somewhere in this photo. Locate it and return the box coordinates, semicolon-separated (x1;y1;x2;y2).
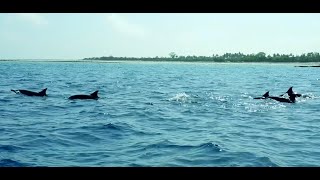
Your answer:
1;59;320;66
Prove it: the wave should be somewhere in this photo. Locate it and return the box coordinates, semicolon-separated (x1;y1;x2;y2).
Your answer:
102;123;123;130
126;140;278;167
0;144;25;152
169;92;190;102
143;140;221;152
168;92;200;104
0;98;11;103
0;159;29;167
78;122;160;137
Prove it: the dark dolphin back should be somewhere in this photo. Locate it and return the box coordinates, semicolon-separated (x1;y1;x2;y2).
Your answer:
90;90;99;98
286;87;293;95
254;91;269;99
38;88;47;96
68;90;99;100
11;88;46;97
289;94;296;103
262;91;269;98
268;94;295;103
286;87;302;98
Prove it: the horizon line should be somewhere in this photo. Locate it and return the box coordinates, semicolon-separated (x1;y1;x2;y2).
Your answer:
2;51;320;60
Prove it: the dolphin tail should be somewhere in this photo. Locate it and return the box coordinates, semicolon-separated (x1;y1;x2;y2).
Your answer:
11;89;18;94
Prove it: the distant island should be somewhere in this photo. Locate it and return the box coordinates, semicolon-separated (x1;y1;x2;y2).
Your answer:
83;52;320;63
1;52;320;65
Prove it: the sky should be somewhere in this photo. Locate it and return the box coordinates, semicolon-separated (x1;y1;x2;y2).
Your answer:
0;13;320;59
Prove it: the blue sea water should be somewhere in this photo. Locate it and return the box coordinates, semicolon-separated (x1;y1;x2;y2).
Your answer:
0;61;320;167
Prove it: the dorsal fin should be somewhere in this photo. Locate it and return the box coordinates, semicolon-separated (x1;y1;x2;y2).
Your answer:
90;90;99;98
39;88;47;96
286;87;293;94
262;91;269;98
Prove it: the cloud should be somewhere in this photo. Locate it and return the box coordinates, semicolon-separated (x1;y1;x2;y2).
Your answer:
15;13;48;25
106;13;147;38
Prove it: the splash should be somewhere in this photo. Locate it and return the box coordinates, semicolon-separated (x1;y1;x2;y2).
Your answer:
169;92;190;103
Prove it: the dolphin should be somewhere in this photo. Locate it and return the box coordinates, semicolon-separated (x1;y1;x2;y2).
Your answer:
11;88;47;97
268;95;296;103
280;87;301;97
255;91;295;103
254;91;270;99
68;90;99;100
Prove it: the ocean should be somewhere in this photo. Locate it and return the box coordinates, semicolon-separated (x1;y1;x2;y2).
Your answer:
0;61;319;166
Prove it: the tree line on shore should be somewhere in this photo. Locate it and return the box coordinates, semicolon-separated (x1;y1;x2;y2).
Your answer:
83;52;320;63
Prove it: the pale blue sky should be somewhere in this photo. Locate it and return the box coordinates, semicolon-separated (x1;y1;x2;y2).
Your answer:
0;13;320;59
